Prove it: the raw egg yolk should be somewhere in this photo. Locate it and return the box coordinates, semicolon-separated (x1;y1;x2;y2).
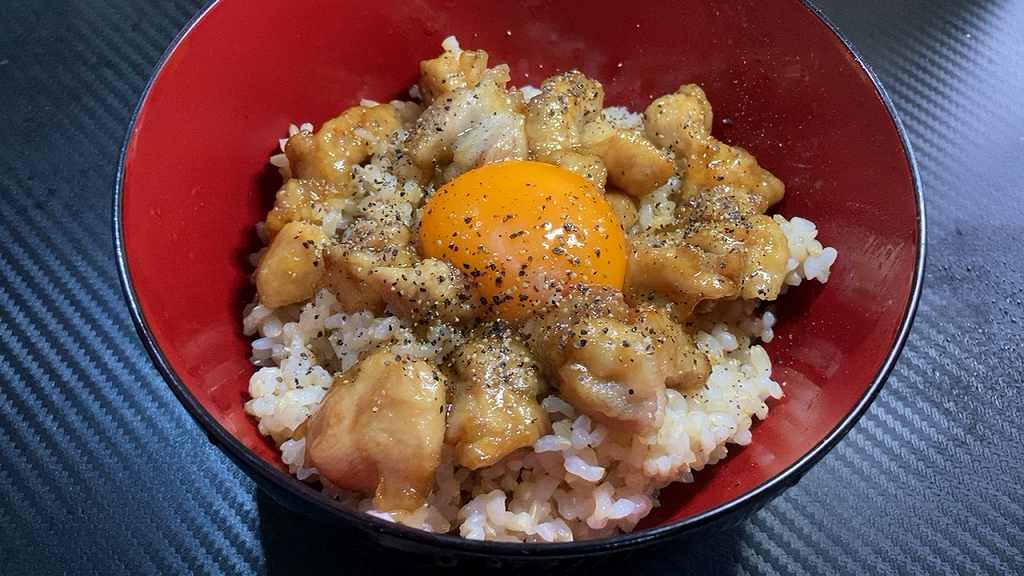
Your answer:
418;160;626;320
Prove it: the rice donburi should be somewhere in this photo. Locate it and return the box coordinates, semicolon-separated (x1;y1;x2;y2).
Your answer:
243;36;838;542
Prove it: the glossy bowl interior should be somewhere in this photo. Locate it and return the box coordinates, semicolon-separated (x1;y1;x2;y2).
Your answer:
117;0;923;557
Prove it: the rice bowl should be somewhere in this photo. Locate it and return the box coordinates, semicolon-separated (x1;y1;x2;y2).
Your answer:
240;36;837;542
116;0;924;558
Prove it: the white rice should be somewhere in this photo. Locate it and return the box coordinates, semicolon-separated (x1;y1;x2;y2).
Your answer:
245;75;839;542
242;234;829;541
602;106;644;130
519;84;542;102
269;122;313;180
637;176;679;231
441;35;461;54
774;215;839;286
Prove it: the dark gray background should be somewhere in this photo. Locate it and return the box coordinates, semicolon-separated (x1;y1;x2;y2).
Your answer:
1;0;1022;574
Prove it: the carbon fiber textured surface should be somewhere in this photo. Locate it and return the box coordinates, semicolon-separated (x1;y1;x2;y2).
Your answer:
0;0;1021;573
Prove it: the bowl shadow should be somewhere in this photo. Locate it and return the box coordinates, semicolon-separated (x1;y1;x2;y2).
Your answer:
256;488;746;573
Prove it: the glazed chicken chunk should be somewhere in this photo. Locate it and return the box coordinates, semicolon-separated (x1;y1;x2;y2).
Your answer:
268;102;422;240
738;214;790;300
525;70;671;194
638;308;710;390
367;258;483;326
524;71;606;183
285;103;410;192
255;221;326;308
556;316;667;433
675;186;790;301
554;309;708;431
524;287;633;370
580;118;675;197
645;84;784;210
321;246;387;314
622;86;792;313
524;71;608;188
625;210;791;313
524;288;705;433
625;230;739;315
687;141;785;212
406;66;527;182
605;190;639;231
320;214;419;314
305;348;447;511
445;325;549;469
544;149;608;189
264;178;348;240
418;44;489;104
644;84;714;159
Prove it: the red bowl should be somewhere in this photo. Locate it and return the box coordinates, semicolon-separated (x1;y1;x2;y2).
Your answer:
116;0;924;560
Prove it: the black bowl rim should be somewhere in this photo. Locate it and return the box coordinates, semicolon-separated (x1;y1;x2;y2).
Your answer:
113;0;926;559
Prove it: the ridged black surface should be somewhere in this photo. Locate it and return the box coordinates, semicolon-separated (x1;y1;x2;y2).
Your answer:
1;0;1021;573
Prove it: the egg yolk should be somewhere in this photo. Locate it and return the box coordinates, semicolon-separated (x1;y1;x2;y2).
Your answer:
418;160;627;320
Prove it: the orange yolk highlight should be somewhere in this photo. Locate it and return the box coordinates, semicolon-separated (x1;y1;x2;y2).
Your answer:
418;160;627;320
